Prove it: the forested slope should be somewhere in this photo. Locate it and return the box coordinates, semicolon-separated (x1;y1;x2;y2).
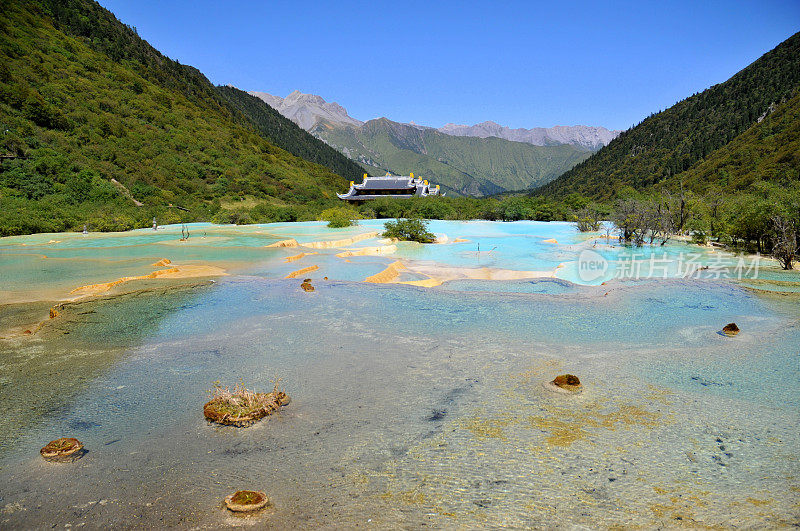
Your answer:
319;117;591;197
215;85;364;182
538;31;800;199
0;0;350;235
662;90;800;193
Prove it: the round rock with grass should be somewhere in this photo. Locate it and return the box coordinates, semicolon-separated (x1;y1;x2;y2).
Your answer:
204;383;289;427
224;490;269;513
40;437;84;462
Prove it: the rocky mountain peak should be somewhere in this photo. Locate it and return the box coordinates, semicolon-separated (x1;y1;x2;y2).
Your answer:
248;90;363;130
248;89;619;150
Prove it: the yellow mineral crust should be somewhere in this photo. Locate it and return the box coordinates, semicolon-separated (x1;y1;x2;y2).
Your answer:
404;263;554;282
336;245;397;258
284;251;318;262
302;231;379;249
285;265;320;279
69;264;226;297
266;238;299;248
364;261;406;283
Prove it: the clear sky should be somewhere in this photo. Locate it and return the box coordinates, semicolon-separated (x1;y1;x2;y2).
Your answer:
97;0;799;131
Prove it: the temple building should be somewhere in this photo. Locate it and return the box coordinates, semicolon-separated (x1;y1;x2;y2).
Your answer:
337;173;441;202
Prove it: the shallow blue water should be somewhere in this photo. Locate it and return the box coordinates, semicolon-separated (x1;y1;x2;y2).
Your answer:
0;220;787;303
1;222;799;528
1;276;798;528
441;278;580;294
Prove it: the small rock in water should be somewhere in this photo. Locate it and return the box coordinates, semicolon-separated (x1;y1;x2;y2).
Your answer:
722;323;740;336
224;490;269;512
545;374;582;394
553;374;581;387
40;437;85;462
300;279;315;292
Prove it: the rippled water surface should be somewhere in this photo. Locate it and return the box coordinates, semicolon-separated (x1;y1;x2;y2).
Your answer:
0;221;798;528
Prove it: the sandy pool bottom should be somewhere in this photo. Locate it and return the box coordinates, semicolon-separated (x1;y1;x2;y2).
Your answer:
0;278;798;528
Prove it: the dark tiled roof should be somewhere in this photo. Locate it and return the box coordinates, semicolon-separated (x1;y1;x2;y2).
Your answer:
358;177;414;190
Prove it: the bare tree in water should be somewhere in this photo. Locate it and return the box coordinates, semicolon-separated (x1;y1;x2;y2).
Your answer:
772;215;796;270
662;182;691;234
612;199;644;245
706;195;726;240
574;207;602;232
646;196;675;246
612;198;674;247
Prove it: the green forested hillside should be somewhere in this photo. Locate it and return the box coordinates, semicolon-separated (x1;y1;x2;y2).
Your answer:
317;118;591;197
663;90;800;193
538;31;800;199
0;0;350;235
215;86;364;182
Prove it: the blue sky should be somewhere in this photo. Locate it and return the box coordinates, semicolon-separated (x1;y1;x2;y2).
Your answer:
98;0;799;131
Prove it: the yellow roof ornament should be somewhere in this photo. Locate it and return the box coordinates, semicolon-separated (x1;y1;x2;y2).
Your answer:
410;172;414;179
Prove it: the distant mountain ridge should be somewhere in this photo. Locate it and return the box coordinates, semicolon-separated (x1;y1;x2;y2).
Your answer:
439;121;620;150
248;90;615;195
218;86;364;181
249;90;618;150
305;116;592;197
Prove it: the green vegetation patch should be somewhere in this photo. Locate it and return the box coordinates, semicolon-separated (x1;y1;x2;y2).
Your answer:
383;217;436;243
320;206;362;228
0;0;349;235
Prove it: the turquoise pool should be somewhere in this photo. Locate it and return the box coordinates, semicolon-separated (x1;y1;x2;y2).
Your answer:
0;221;797;528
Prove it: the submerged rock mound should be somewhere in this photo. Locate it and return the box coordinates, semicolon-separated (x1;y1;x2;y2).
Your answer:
204;383;289;427
40;437;84;462
722;323;740;336
224;490;270;512
544;374;583;394
300;279;315;292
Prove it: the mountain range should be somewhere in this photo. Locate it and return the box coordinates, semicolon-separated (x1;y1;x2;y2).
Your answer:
439;121;619;150
249;90;619;195
250;90;619;150
319;117;595;196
